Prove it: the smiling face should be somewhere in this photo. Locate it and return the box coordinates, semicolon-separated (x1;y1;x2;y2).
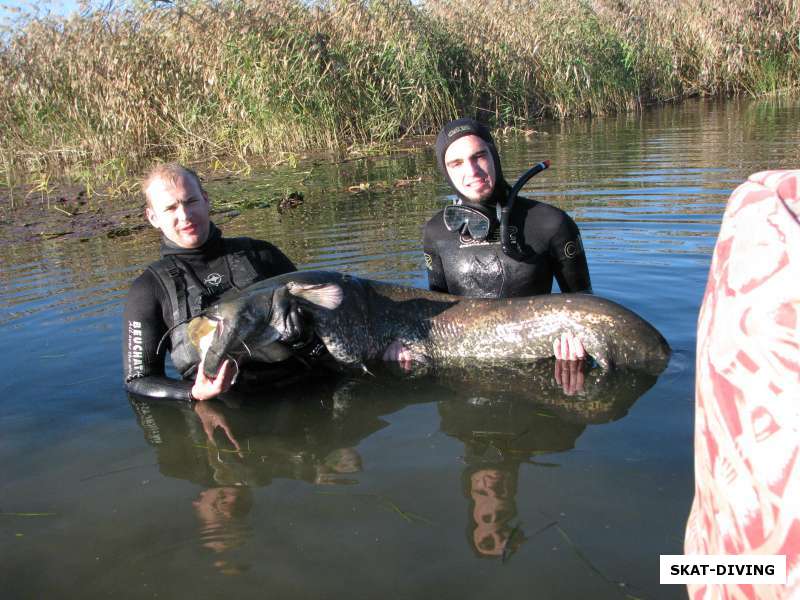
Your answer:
444;135;497;203
145;173;211;248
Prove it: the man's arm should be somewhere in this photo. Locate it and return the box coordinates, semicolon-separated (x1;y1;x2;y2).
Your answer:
423;221;449;293
547;211;590;371
123;271;236;402
121;271;198;401
550;214;592;293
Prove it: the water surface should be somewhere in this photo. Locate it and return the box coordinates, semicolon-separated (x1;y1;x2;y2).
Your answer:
2;96;799;599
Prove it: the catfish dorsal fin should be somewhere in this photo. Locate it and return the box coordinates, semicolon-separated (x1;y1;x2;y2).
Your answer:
286;281;343;309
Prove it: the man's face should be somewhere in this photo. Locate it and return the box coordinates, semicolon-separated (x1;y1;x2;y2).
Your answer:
444;135;496;203
145;174;211;248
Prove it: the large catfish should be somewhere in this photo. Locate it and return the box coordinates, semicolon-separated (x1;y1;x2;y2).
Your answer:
186;270;671;378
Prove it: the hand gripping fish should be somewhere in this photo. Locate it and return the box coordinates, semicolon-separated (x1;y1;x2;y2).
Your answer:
186;270;671;378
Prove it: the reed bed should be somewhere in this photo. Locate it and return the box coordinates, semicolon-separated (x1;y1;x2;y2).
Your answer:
0;0;798;190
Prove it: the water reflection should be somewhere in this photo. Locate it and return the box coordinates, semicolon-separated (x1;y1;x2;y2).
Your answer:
130;361;658;567
464;467;523;560
129;378;379;489
431;361;656;424
193;486;253;575
4;97;796;598
436;362;655;560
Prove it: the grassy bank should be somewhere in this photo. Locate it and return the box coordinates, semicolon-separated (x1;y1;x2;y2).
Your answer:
1;0;798;192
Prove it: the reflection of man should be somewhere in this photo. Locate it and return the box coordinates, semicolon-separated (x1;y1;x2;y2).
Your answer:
122;162;298;403
439;395;584;561
129;386;373;490
193;486;253;575
315;448;363;485
464;466;524;559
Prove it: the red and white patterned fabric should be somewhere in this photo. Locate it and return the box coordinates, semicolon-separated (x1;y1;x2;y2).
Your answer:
685;170;800;599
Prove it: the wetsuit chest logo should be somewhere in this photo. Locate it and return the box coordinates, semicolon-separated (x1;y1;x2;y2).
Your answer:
204;272;224;288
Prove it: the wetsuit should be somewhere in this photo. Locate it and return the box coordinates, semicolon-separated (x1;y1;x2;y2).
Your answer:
423;196;591;298
122;223;297;402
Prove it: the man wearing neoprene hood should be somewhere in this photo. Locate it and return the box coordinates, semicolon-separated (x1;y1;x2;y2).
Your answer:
424;118;592;298
122;163;299;403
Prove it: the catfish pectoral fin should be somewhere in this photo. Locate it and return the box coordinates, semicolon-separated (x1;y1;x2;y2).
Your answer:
591;352;611;370
579;338;611;370
286;282;343;309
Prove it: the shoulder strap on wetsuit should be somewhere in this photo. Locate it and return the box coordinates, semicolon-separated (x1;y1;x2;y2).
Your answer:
146;239;266;330
147;257;185;327
222;237;262;290
146;256;210;377
147;256;209;324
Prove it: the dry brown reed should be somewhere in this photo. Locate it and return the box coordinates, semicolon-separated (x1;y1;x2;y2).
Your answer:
0;0;797;190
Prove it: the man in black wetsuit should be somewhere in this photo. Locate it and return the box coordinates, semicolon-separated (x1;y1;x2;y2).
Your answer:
122;163;298;403
387;118;591;385
425;118;591;299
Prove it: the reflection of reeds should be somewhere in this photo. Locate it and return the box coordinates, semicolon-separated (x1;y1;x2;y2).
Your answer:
1;0;797;187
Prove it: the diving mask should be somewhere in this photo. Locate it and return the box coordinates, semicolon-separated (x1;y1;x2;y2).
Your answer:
443;205;492;240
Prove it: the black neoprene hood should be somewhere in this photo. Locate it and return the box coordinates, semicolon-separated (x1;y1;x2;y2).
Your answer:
434;118;509;206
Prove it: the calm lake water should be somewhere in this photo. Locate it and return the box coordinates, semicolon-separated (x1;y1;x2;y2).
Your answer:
1;97;799;599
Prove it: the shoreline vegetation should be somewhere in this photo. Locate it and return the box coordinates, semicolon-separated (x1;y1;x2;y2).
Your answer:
1;0;799;198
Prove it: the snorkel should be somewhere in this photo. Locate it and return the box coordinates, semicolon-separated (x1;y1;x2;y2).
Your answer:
498;160;550;260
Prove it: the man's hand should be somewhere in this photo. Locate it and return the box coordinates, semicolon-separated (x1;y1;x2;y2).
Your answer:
554;358;585;396
553;332;586;395
553;332;586;361
191;355;235;401
193;401;242;455
382;340;417;372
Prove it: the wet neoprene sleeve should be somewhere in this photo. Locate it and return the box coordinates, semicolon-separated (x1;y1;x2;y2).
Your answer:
541;210;592;293
123;269;193;402
422;227;449;293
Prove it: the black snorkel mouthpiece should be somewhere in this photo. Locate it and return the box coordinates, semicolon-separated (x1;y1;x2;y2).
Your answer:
499;160;550;260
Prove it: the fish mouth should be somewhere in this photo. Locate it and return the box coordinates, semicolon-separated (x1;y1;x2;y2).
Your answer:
201;288;279;378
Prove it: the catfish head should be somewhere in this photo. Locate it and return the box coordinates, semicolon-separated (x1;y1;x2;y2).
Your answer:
187;292;278;379
187;276;345;379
